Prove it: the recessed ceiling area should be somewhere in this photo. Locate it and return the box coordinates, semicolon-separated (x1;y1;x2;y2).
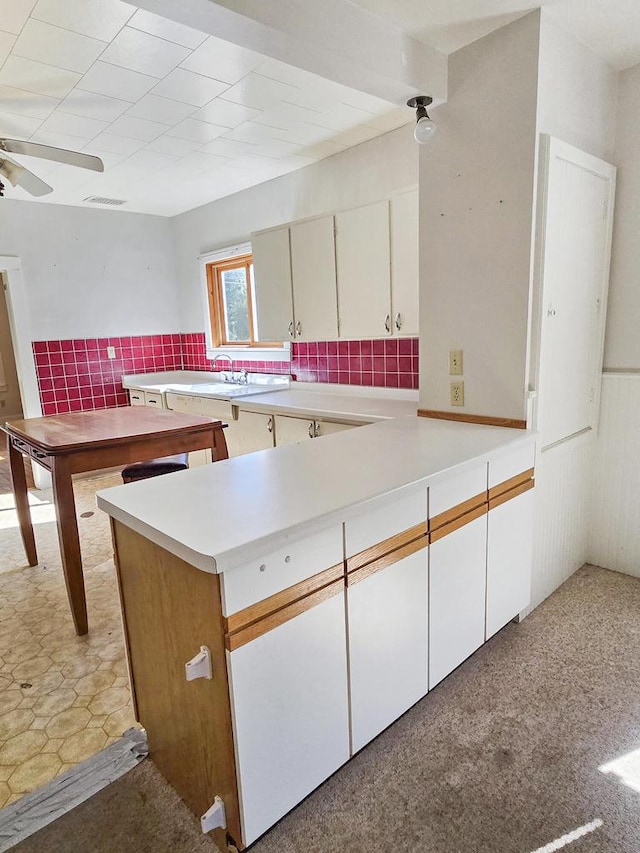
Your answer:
0;0;410;216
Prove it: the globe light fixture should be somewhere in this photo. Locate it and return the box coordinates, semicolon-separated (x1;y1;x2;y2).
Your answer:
407;96;437;144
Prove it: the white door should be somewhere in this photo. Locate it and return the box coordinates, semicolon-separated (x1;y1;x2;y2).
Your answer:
336;201;391;339
533;137;616;446
227;593;349;846
390;190;419;336
429;515;487;689
274;414;315;446
252;227;294;342
290;216;339;341
316;420;357;437
348;548;428;753
486;488;534;639
236;411;275;454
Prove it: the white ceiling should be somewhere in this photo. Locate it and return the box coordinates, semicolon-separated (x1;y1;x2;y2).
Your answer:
0;0;409;216
349;0;640;70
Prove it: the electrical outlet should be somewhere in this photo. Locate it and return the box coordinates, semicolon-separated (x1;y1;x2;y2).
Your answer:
450;381;464;406
107;346;116;359
449;349;463;375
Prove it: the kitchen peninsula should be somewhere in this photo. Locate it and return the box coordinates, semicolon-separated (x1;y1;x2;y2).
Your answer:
97;416;536;851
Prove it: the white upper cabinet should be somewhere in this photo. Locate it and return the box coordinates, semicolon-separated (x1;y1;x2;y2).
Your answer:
336;201;392;339
290;216;338;341
390;190;419;337
252;227;294;342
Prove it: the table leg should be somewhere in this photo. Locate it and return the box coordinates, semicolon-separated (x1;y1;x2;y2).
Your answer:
8;440;38;566
213;424;229;462
51;456;88;636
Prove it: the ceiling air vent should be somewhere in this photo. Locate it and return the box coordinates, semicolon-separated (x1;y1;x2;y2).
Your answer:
83;196;126;206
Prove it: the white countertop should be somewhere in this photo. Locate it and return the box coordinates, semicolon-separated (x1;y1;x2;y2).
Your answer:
97;417;535;575
234;387;418;422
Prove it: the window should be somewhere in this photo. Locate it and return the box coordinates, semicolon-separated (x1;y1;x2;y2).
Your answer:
206;254;261;347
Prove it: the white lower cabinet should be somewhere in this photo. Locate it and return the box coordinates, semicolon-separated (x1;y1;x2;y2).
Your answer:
227;592;349;846
486;487;534;639
274;414;315;446
429;515;487;689
235;411;275;454
316;420;356;437
348;548;428;753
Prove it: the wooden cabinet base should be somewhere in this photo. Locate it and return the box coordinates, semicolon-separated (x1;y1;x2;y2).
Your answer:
111;521;244;851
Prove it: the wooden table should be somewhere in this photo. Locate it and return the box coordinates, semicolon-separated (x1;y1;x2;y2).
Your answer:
3;406;228;636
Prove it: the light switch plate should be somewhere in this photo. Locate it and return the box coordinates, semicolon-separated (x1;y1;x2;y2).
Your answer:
449;349;463;375
107;346;116;359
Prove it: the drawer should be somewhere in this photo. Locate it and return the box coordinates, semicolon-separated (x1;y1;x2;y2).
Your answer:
191;396;234;421
488;441;536;489
429;463;487;527
144;392;164;407
220;525;343;617
345;484;427;559
165;392;192;413
129;390;145;406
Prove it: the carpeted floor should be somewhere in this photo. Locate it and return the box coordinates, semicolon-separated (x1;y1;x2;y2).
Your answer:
12;564;640;853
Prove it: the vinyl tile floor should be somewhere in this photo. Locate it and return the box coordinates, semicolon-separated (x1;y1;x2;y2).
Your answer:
0;437;136;807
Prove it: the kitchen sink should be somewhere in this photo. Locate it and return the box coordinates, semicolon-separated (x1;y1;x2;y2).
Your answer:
166;382;282;399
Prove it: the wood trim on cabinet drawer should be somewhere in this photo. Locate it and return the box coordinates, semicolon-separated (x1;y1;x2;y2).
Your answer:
488;468;534;502
226;578;344;651
428;491;487;534
346;521;427;574
225;562;344;637
347;534;428;587
488;477;534;511
429;503;487;544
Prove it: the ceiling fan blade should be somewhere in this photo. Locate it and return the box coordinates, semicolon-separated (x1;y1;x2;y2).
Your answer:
0;157;53;196
0;138;104;172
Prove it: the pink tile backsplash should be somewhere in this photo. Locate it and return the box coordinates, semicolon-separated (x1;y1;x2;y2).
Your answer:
33;332;419;414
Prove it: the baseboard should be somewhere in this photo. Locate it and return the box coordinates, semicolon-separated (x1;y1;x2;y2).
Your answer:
418;409;527;429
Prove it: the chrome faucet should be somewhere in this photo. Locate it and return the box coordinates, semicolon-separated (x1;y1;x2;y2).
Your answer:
212;353;233;381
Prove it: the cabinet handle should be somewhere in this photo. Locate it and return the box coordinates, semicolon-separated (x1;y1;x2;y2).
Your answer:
296;320;302;337
314;422;321;438
267;417;273;433
384;314;391;333
395;312;402;330
288;321;294;338
308;422;315;439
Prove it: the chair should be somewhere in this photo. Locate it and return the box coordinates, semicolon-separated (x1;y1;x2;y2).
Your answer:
121;453;189;484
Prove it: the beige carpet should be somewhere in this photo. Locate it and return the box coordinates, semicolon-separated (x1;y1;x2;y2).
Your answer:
11;565;640;853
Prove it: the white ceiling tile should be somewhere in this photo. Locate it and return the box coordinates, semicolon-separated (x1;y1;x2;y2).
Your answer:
0;30;16;66
0;83;59;119
329;123;382;147
77;61;157;103
166;117;227;144
31;0;134;41
108;114;169;142
255;60;351;111
87;132;145;154
199;137;259;158
180;35;264;85
268;122;335;147
39;110;108;139
249;138;302;159
127;9;207;50
225;121;284;145
363;107;411;133
60;89;130;123
0;55;81;98
0;108;42;138
100;27;190;79
126;94;195;125
253;102;322;132
150;68;229;108
146;134;202;157
30;129;92;150
13;19;108;74
221;73;301;111
192;99;260;129
0;0;37;35
307;103;379;132
297;139;346;160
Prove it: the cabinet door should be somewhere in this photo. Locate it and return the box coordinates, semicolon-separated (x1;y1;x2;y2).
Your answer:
228;592;349;846
429;515;487;689
129;389;145;406
336;201;391;339
252;227;294;342
316;420;357;437
191;397;239;458
290;216;338;341
390;190;419;336
486;488;533;639
274;414;314;446
348;548;428;753
236;411;275;454
165;392;194;413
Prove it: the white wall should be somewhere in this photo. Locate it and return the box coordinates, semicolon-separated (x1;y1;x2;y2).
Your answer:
171;124;417;331
418;12;540;423
0;199;180;341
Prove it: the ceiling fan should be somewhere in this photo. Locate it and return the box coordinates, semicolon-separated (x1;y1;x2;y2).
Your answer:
0;138;104;198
